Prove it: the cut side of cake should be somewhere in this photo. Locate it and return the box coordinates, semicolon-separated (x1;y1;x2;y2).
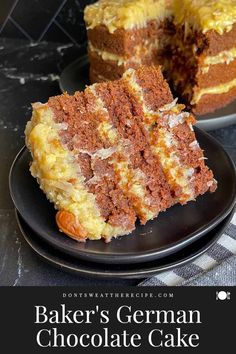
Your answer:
168;0;236;115
84;0;172;83
25;66;217;242
84;0;236;115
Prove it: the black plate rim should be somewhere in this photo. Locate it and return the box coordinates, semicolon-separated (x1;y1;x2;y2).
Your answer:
15;207;234;279
9;129;236;264
59;55;236;131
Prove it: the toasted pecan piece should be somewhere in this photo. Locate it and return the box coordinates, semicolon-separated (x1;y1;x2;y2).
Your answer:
56;210;88;242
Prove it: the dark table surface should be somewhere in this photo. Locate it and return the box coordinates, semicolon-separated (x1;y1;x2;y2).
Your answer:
0;38;236;286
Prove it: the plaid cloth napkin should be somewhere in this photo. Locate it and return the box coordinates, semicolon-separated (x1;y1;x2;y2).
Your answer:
139;212;236;286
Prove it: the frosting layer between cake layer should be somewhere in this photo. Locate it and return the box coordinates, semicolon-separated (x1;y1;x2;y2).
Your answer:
173;0;236;35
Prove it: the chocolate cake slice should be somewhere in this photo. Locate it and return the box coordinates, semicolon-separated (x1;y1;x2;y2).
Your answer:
25;66;216;242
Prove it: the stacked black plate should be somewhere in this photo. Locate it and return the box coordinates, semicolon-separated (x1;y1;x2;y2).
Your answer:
9;128;236;279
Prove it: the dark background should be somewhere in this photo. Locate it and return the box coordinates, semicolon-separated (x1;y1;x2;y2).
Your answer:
0;0;95;46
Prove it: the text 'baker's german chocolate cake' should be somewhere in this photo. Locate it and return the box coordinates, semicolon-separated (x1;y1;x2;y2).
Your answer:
84;0;236;115
25;66;217;242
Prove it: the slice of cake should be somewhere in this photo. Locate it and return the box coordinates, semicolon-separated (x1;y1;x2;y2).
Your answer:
167;0;236;114
25;66;216;242
84;0;172;83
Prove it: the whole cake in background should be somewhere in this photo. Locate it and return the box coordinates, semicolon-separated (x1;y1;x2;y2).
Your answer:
25;66;217;242
84;0;172;83
84;0;236;115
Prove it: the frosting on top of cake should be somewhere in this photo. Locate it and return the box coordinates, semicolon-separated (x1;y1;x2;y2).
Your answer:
84;0;171;33
173;0;236;35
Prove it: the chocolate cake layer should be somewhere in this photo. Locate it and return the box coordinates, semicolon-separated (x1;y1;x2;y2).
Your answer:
48;92;137;232
89;51;126;82
88;40;160;67
203;23;236;57
166;19;236;113
171;122;215;197
134;66;173;110
195;58;236;89
200;48;236;74
122;68;216;203
88;43;161;83
94;71;174;222
85;83;160;223
87;20;163;56
193;85;236;115
87;18;165;83
171;56;236;108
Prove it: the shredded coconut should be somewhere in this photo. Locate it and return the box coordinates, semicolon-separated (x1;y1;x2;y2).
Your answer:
167;112;188;128
159;98;178;112
56;122;68;130
93;147;117;160
189;140;200;149
207;180;214;187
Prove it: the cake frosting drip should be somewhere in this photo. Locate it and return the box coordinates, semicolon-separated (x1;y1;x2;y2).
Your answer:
173;0;236;35
84;0;171;33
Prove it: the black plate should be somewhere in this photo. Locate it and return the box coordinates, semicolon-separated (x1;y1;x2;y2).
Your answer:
59;55;236;132
9;128;236;264
15;208;234;279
